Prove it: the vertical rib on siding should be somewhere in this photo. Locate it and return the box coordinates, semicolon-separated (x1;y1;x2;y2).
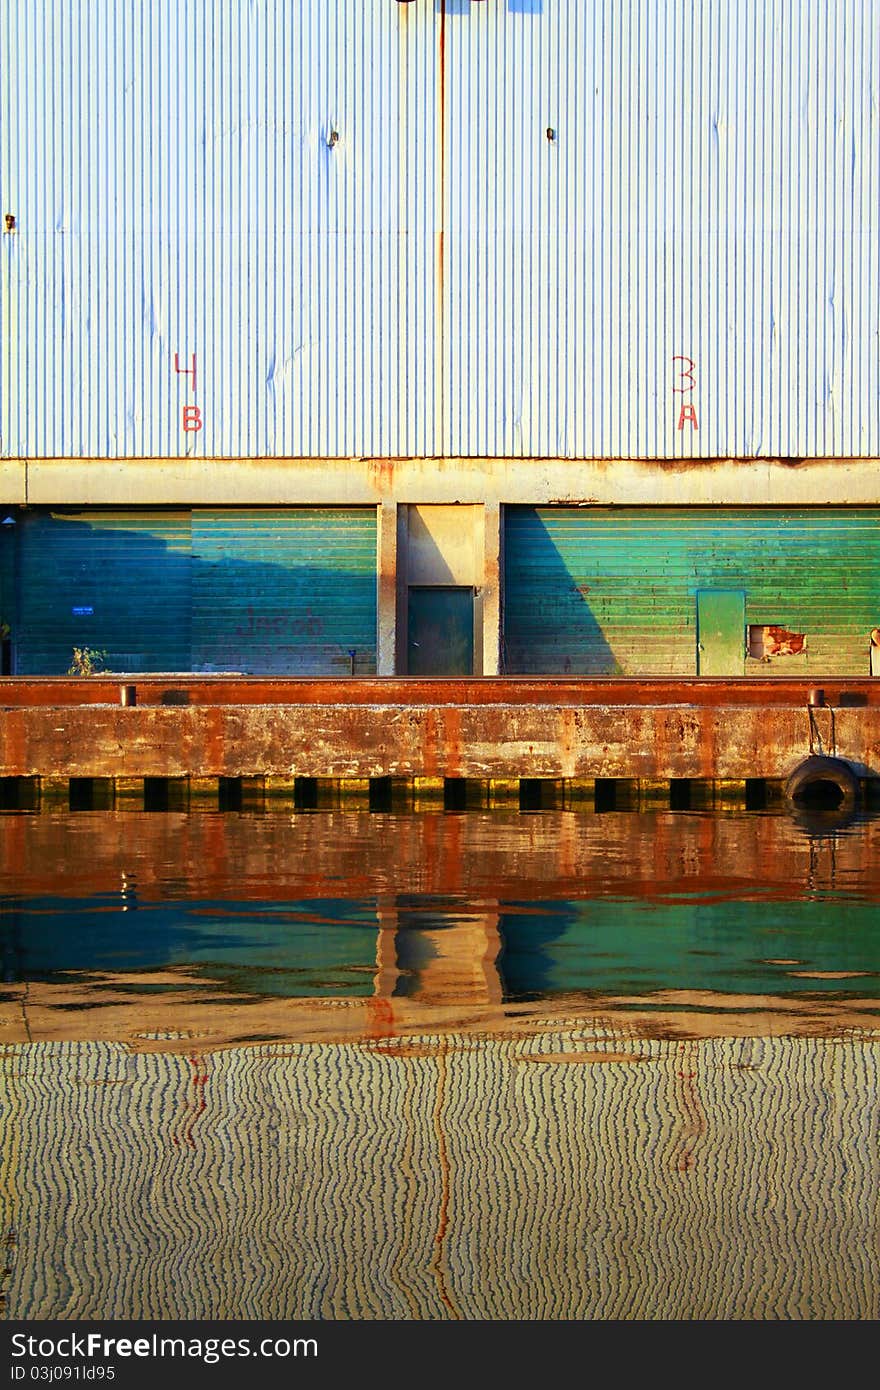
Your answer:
1;2;878;459
504;506;880;676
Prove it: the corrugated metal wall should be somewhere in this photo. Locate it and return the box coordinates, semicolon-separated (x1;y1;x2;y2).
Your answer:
503;506;880;676
3;1;878;461
16;510;192;674
11;506;376;675
191;508;377;675
1;0;439;460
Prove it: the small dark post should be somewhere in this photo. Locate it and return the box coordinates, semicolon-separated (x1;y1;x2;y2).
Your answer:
120;684;137;707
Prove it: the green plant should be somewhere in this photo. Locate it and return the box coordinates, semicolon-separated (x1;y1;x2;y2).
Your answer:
67;646;108;677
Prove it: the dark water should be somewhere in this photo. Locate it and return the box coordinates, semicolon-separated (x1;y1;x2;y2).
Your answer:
1;807;878;1319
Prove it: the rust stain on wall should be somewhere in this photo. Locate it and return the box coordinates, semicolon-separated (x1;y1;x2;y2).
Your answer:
368;457;397;494
441;706;462;775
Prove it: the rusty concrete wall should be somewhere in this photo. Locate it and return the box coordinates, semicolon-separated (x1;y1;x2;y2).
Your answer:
0;698;876;781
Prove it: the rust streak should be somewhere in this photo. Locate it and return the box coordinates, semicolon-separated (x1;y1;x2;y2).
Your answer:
368;457;396;494
430;1044;460;1319
442;705;462;774
673;1041;706;1174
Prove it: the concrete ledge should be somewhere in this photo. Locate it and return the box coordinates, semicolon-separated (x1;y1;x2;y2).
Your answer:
1;676;878;708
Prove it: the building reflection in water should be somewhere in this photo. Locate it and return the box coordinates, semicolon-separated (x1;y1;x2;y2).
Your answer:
0;808;878;1319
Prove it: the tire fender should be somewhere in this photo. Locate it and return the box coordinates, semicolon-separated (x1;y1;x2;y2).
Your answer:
784;755;860;812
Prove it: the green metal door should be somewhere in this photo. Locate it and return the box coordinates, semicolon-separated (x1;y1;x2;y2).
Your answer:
696;590;745;675
408;587;474;676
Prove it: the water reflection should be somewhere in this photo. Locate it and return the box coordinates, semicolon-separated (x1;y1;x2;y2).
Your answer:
0;808;878;1319
1;809;878;1044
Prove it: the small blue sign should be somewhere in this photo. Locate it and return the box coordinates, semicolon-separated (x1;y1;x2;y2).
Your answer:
72;606;94;616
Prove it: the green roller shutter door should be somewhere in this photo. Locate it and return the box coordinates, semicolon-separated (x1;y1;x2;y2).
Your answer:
191;508;377;675
503;507;880;676
16;510;192;675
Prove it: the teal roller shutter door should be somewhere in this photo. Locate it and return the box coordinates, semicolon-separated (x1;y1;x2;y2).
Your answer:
191;508;377;675
504;507;880;676
0;519;14;668
17;510;192;675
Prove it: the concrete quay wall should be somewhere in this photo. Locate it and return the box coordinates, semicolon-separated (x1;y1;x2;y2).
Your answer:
1;688;877;784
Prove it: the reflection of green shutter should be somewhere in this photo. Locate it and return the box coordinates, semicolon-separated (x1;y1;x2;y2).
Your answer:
191;508;377;675
17;510;192;675
504;506;880;676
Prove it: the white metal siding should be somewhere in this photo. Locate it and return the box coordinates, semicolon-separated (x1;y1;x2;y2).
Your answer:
2;1;878;460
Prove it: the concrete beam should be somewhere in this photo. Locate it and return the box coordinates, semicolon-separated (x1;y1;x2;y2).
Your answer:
0;460;26;504
10;455;880;508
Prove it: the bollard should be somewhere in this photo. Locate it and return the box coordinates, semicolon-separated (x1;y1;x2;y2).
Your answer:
120;684;137;707
808;687;825;707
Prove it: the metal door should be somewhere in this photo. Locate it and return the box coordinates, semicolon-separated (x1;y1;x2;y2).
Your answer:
191;508;377;676
407;587;474;676
696;590;745;676
17;510;192;675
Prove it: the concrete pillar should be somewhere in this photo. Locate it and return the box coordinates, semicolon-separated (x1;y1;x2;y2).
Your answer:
482;501;503;675
377;500;398;676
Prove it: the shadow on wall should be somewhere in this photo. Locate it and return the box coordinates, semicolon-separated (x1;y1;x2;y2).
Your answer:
7;511;378;676
502;513;617;674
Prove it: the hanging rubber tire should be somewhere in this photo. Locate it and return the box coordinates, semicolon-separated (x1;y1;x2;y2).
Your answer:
784;755;860;815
